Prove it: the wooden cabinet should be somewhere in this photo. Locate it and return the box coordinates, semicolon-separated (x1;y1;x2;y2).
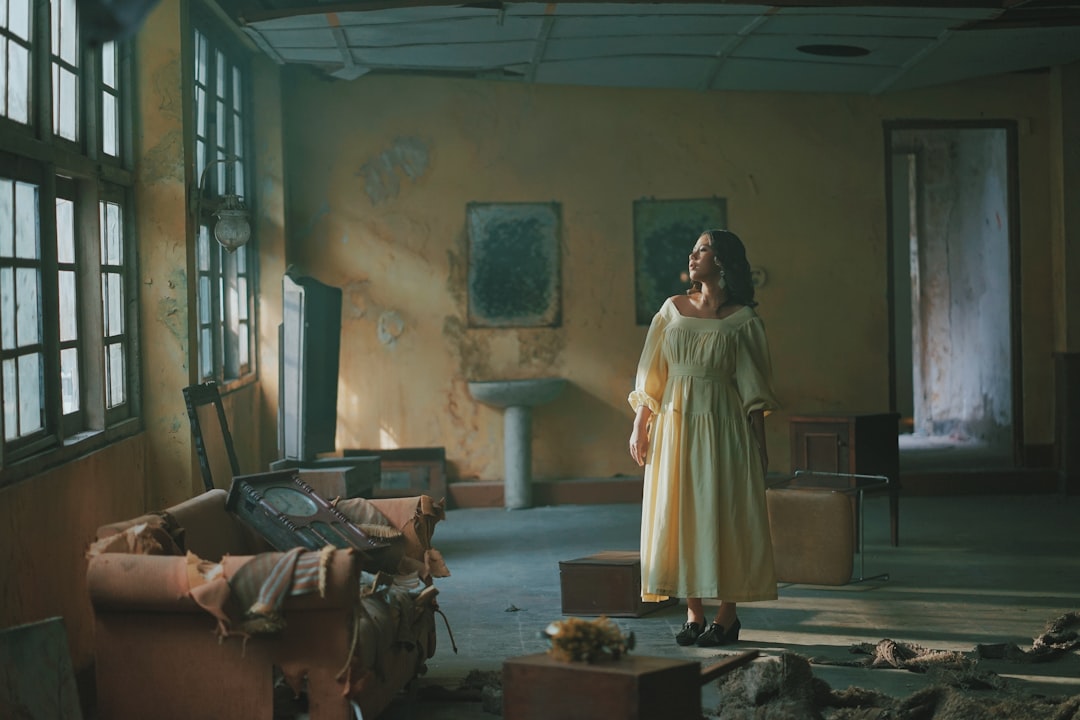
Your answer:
789;413;900;546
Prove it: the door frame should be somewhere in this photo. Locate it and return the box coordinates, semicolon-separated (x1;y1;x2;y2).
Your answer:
882;119;1024;465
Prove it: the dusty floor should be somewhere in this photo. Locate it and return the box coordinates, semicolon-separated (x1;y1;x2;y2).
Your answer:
377;491;1080;719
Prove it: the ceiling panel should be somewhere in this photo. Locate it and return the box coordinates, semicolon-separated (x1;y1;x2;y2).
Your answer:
238;1;1080;95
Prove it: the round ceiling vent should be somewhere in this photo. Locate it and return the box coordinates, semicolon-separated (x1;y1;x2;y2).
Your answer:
796;44;871;57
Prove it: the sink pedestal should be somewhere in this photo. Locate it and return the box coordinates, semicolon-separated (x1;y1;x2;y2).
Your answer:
467;378;567;510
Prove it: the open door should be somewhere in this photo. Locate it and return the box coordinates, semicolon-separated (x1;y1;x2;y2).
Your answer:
886;122;1022;471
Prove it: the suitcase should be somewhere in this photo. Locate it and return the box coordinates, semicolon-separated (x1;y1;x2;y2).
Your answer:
559;551;677;617
503;653;700;720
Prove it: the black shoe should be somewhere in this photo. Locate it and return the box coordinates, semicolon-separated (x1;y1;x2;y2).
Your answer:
696;617;741;647
675;621;703;646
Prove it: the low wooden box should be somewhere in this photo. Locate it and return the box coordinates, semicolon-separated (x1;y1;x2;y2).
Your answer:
559;551;677;617
503;653;700;720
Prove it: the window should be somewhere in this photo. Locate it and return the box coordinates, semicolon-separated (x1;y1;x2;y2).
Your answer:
0;2;136;482
192;21;255;385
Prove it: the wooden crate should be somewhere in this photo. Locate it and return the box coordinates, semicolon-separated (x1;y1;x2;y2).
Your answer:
503;653;700;720
559;551;677;617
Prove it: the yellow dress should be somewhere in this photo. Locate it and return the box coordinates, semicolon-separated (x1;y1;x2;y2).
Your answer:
628;298;779;602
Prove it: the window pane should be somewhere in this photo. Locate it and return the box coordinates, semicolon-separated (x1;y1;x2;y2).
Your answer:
3;358;16;439
232;67;242;111
216;100;225;146
198;275;210;324
8;42;29;124
15;267;39;344
237;276;248;320
0;267;13;349
17;351;42;435
102;42;116;87
200;328;211;380
56;197;75;263
106;342;124;407
53;66;77;141
58;0;77;65
216;50;225;95
102;93;117;156
58;270;76;341
197;225;210;271
102;272;123;336
238;324;249;366
195;31;207;85
195;87;206;136
0;39;7;115
104;202;121;264
60;346;78;413
0;179;12;257
8;0;31;41
14;181;37;259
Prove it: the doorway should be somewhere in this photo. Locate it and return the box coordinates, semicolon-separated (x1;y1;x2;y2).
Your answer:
886;122;1021;472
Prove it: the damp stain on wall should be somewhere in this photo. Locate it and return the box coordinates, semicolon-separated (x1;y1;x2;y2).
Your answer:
442;315;494;382
517;329;564;368
357;137;431;205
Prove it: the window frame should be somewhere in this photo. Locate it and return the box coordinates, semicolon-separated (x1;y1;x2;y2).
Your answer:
191;9;257;389
0;0;139;486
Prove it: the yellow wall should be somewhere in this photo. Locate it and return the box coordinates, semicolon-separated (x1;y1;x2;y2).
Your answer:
281;70;1056;483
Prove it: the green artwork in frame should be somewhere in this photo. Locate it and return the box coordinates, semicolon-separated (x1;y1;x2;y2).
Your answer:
633;197;728;325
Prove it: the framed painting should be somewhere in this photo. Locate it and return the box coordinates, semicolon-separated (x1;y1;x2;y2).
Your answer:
467;202;561;328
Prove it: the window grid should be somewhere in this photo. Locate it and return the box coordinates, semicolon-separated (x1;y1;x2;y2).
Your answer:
99;197;125;409
0;0;33;125
0;2;136;479
0;176;45;443
192;23;254;385
50;0;79;142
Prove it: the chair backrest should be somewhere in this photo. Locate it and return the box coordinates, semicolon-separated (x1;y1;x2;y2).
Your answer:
183;381;241;492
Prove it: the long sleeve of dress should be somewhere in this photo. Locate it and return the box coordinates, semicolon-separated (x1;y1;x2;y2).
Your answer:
734;314;780;416
628;301;671;414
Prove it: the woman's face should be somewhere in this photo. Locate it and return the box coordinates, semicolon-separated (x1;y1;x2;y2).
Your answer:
688;234;722;282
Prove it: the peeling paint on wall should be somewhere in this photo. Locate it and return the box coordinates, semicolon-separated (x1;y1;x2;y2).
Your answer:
377;310;405;347
442;315;493;382
141;130;184;184
517;329;564;368
357;137;430;205
342;279;370;319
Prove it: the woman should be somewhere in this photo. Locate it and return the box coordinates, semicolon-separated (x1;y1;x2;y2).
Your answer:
628;229;779;647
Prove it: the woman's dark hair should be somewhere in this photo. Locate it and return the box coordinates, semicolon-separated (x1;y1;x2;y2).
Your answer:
688;229;757;308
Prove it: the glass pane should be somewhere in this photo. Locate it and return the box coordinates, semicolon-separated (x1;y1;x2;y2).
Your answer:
17;351;42;435
104;202;121;264
106;342;125;407
59;0;77;65
60;346;79;413
14;181;37;259
238;323;249;367
200;328;211;379
0;267;13;349
0;1;7;28
216;50;225;96
54;66;77;141
0;179;12;257
56;197;75;263
195;30;207;85
232;66;242;111
102;272;123;336
1;38;7;116
233;119;242;161
195;87;206;136
235;243;246;268
15;267;39;345
195;139;205;183
197;224;209;271
9;0;31;41
227;280;238;328
9;42;29;124
3;358;16;439
58;270;76;341
102;42;116;87
216;100;225;146
102;92;117;156
237;276;248;320
198;275;210;324
235;159;244;198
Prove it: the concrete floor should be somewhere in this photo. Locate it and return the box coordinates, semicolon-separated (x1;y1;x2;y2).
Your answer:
379;492;1080;718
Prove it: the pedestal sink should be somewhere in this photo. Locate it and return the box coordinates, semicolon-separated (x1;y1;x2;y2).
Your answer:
468;378;567;510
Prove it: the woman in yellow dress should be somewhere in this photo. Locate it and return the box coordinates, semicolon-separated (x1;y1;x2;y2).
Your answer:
628;229;779;647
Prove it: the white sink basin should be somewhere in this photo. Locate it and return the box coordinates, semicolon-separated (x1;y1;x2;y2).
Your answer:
467;378;567;408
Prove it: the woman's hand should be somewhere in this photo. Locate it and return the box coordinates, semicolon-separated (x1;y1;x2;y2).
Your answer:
630;406;652;466
629;425;649;466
